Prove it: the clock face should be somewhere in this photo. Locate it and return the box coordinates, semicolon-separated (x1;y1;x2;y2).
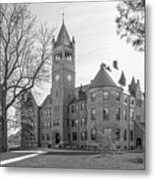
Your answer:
55;74;60;81
67;74;72;82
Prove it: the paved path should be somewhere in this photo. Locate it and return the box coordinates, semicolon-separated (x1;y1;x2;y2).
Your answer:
1;151;46;166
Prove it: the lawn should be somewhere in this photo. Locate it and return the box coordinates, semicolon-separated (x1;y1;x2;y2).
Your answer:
0;152;31;161
4;152;145;170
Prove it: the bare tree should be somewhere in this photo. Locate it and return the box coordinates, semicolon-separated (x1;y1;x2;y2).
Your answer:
115;0;145;51
0;4;54;152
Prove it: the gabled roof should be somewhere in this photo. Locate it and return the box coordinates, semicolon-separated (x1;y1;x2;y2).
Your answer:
89;64;118;89
56;22;71;47
41;94;52;107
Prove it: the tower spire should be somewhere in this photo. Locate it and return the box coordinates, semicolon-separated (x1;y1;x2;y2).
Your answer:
62;12;64;24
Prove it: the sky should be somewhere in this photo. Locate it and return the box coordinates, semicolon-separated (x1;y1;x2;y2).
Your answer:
30;1;145;104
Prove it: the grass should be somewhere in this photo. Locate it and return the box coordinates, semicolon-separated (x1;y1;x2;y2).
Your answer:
4;152;145;170
0;152;31;161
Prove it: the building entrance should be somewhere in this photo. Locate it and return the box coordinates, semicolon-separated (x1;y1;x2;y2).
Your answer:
54;132;60;144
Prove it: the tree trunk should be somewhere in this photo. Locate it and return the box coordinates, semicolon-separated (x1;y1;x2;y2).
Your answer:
2;91;8;152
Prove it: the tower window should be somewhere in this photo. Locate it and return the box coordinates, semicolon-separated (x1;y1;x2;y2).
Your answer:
103;91;109;100
123;109;127;121
130;109;134;121
91;92;96;102
124;95;128;104
116;108;121;120
103;108;109;120
55;53;62;62
91;108;96;120
116;92;121;101
65;51;72;62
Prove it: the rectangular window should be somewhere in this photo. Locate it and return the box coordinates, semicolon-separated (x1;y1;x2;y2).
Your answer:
115;129;120;141
116;92;121;101
71;105;75;113
75;119;78;127
81;118;87;126
91;92;96;102
124;129;127;141
130;109;134;121
72;119;78;127
53;120;59;126
103;91;109;100
116;108;121;120
103;128;112;136
75;105;78;112
91;108;96;120
81;131;87;141
130;130;133;141
103;108;109;120
72;132;77;141
123;109;127;121
91;129;96;140
123;95;128;104
81;102;86;111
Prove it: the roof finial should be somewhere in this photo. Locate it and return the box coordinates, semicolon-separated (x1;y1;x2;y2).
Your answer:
62;12;64;24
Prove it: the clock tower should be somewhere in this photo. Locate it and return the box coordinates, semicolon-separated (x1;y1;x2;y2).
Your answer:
51;17;75;146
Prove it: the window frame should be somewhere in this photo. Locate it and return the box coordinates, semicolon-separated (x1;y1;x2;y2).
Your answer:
103;107;109;120
91;108;96;120
103;91;110;100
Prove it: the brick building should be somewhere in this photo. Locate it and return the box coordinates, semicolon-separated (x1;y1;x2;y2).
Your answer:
21;20;145;150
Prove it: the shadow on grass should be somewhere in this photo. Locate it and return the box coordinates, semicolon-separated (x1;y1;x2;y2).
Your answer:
126;157;144;164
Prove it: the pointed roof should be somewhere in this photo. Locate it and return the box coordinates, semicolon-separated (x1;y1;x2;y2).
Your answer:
118;71;126;86
89;64;118;89
129;76;137;96
56;21;71;47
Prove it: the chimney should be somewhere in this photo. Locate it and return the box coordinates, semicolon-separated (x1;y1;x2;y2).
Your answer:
113;60;118;70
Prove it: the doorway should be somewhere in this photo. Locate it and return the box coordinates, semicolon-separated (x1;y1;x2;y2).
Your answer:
55;132;60;144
